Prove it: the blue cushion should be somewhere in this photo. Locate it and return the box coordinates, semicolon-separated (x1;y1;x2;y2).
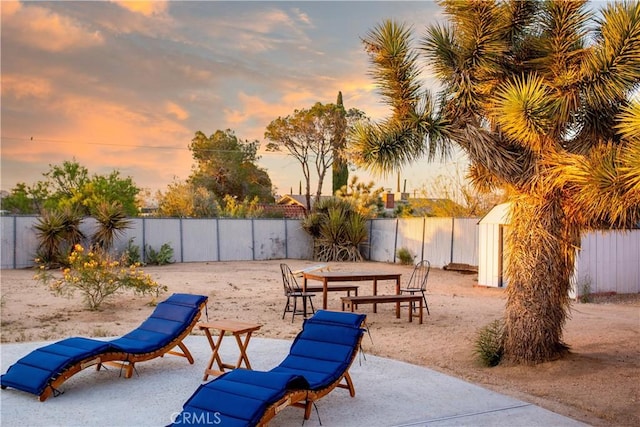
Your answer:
270;311;365;390
171;310;364;426
0;337;111;395
149;303;197;323
109;293;206;353
307;310;365;328
174;370;308;427
165;293;208;308
0;293;207;398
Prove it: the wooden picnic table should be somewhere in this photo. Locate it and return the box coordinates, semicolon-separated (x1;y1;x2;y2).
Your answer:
302;271;402;311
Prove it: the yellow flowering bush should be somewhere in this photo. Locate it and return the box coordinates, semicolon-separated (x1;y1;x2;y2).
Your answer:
35;244;167;310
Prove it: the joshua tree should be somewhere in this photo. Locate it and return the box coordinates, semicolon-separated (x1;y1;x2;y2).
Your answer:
351;0;640;364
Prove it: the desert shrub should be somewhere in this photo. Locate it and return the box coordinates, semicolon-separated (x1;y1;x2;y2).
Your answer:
35;244;167;310
34;208;84;267
578;276;593;303
145;243;174;265
397;247;414;265
301;197;368;262
123;238;141;265
474;319;504;367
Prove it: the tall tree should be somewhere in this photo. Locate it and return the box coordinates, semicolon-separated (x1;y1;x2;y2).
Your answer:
332;92;349;194
265;102;366;210
156;179;219;218
3;160;140;216
351;1;640;364
188;129;274;203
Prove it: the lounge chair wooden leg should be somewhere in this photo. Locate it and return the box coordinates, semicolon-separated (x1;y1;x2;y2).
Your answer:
177;341;195;364
343;371;356;397
304;401;313;420
124;363;134;379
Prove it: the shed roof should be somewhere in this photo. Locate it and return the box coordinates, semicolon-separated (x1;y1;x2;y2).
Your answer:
478;202;511;225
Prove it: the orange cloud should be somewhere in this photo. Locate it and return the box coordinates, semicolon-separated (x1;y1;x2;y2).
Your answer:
2;92;195;191
165;101;189;121
111;1;168;17
1;74;52;100
3;2;103;52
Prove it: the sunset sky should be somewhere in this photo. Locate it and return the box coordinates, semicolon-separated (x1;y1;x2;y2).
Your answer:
2;1;471;200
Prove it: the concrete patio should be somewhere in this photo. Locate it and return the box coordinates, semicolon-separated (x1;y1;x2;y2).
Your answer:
0;336;586;426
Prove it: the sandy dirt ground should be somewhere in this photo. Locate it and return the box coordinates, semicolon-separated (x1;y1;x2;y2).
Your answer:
1;260;638;426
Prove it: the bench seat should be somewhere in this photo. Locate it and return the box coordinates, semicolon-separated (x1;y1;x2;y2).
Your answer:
305;284;359;296
340;295;423;324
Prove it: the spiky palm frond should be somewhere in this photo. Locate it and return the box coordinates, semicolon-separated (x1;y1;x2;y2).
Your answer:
362;20;422;116
616;102;640;203
546;143;640;228
92;201;131;251
580;1;640;110
352;24;452;175
493;73;558;152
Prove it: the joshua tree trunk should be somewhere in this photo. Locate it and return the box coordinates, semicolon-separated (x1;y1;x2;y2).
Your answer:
503;193;581;363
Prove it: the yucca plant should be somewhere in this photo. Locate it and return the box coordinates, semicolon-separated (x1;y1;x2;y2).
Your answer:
475;319;505;367
302;197;368;261
91;201;131;251
34;207;84;267
352;1;640;364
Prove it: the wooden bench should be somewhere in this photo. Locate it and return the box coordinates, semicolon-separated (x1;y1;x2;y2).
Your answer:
340;295;423;324
306;284;359;296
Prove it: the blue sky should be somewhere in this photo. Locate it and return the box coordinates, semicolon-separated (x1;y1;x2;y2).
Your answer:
2;1;469;199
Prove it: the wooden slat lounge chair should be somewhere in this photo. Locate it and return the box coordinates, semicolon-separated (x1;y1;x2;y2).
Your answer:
0;293;208;401
171;310;366;427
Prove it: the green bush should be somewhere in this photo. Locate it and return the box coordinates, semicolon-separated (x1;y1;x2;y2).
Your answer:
397;247;414;265
474;319;504;367
124;238;141;265
301;197;367;262
145;243;174;265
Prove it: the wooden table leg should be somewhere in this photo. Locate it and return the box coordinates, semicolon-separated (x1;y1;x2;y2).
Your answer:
322;278;328;310
203;329;226;380
395;278;401;318
234;331;255;370
373;279;378;313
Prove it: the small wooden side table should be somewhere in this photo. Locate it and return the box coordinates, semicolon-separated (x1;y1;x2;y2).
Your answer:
199;320;262;381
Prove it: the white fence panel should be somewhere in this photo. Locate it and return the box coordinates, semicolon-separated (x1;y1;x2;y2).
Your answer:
285;220;313;259
253;219;287;260
396;218;425;262
1;216;39;268
0;216;13;268
422;217;454;268
573;230;640;296
367;219;398;262
143;218;182;263
453;218;479;266
217;219;253;261
115;218;144;258
182;219;218;262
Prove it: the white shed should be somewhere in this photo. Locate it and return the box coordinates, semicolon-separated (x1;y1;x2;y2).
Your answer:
478;203;511;288
477;203;640;297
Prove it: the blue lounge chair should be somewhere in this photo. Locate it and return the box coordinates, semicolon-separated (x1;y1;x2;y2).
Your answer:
1;293;208;401
171;310;366;427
